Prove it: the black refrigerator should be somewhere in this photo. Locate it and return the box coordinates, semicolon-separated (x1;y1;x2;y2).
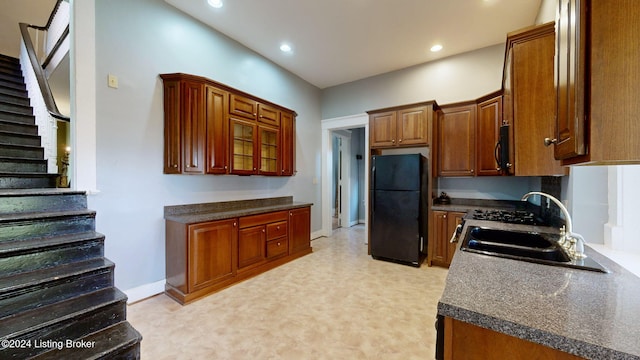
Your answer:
370;154;428;266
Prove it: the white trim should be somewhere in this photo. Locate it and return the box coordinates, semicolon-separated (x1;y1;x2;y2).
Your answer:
70;0;98;193
321;113;369;239
124;279;165;304
333;131;352;230
310;230;324;240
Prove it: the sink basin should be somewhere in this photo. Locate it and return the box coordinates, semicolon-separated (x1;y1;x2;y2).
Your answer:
460;226;607;273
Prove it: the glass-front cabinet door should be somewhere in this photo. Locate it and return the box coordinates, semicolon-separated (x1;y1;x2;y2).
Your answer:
259;126;280;175
230;118;257;175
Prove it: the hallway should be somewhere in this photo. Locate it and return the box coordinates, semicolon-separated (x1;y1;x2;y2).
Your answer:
128;225;448;359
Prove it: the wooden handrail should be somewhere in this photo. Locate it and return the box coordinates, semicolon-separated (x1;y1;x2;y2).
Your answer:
41;25;69;69
19;22;69;122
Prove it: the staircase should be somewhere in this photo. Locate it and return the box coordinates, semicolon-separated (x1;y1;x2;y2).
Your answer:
0;54;142;359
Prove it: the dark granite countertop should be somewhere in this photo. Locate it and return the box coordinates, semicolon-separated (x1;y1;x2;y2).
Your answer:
438;219;640;359
164;196;313;224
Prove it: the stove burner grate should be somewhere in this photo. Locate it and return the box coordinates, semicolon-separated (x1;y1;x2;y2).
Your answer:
471;209;545;225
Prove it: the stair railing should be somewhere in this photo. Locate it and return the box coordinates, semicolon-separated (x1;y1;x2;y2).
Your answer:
18;0;70;174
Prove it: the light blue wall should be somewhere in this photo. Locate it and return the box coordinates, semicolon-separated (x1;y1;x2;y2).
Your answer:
321;44;505;119
92;0;322;291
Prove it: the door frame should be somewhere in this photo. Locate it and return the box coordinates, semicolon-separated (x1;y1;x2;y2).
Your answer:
332;130;352;230
321;113;369;238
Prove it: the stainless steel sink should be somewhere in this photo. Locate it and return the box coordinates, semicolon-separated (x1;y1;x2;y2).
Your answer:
460;226;607;273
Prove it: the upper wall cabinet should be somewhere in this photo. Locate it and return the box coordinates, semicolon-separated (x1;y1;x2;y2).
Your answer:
437;102;476;177
552;0;640;165
368;102;438;149
476;93;503;176
503;22;565;176
161;73;296;176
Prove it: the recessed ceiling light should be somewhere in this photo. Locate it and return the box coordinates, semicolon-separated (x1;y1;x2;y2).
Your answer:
430;44;443;52
280;43;293;53
207;0;223;8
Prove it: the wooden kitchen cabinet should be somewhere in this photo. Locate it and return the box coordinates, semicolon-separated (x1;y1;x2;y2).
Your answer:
258;126;280;175
165;205;312;304
238;211;289;270
161;73;297;176
161;79;206;174
165;217;238;302
230;117;258;175
238;225;266;269
280;111;296;176
552;0;640;165
476;93;503;176
429;211;465;267
187;219;237;292
440;317;582;360
503;22;565;176
437;103;476;177
288;207;311;255
205;85;229;174
368;102;438;149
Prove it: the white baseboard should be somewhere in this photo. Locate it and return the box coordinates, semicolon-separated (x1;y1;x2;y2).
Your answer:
310;230;324;240
124;279;165;304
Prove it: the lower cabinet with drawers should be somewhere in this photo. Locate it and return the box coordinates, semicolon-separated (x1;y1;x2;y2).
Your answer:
165;206;311;304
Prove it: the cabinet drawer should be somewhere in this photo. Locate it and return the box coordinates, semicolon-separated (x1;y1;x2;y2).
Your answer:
266;221;287;240
266;238;288;259
240;211;288;228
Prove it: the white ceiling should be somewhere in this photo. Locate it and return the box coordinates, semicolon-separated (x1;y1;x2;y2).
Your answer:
165;0;543;89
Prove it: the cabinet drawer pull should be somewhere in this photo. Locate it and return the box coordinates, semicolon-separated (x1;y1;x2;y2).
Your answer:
544;137;557;146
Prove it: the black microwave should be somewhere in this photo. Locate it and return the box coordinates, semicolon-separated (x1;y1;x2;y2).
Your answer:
495;124;510;174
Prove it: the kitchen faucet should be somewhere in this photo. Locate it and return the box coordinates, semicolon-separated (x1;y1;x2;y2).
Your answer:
521;191;586;259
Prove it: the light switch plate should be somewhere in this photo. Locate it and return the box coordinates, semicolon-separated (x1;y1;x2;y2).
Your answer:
107;74;118;89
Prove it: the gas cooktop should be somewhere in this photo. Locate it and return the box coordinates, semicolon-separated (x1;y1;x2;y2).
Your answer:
470;209;547;226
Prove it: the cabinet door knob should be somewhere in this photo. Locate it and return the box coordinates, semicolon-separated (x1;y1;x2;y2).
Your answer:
470;169;474;174
233;222;237;227
173;164;178;168
544;138;558;146
277;242;281;246
262;229;266;233
392;139;395;143
399;139;402;143
277;226;280;230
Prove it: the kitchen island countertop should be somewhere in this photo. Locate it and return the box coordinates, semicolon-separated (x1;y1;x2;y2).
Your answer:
438;219;640;359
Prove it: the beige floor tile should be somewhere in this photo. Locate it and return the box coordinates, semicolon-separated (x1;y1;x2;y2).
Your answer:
128;225;448;359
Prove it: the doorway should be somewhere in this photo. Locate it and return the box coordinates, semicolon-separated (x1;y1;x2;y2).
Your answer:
321;114;369;238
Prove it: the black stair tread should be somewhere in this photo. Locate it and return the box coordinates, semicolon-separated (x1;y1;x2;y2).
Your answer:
0;188;84;197
0;287;127;340
0;74;25;86
0;208;96;223
0;106;33;114
0;118;37;126
0;142;42;150
0;257;114;295
0;156;46;164
0;102;32;114
0;93;29;104
0;54;19;62
0;129;40;138
34;321;142;360
0;172;58;179
0;230;104;256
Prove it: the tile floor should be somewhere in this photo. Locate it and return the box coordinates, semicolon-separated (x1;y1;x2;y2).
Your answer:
127;225;449;359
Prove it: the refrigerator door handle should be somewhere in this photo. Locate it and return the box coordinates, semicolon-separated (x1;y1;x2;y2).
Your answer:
371;163;376;213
